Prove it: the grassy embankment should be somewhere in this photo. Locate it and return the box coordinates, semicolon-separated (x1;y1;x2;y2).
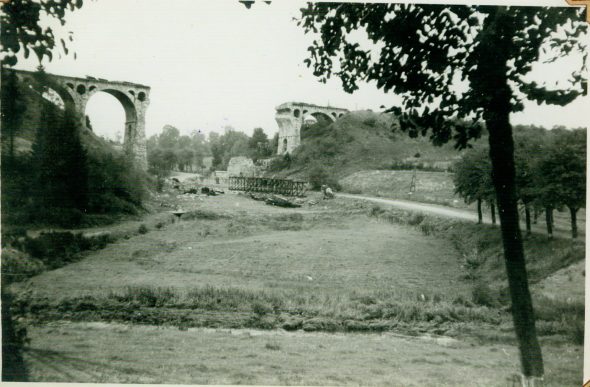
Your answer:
270;110;487;205
10;195;584;345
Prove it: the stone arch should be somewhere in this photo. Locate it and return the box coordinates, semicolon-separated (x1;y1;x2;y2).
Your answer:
38;78;77;113
86;88;138;148
310;111;333;125
83;90;128;142
282;138;288;153
294;109;301;118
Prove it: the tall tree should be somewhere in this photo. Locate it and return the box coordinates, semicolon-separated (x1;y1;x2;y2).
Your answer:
535;129;586;239
0;69;26;158
453;149;493;224
158;125;180;149
298;4;586;380
31;82;87;210
513;128;548;235
249;127;272;161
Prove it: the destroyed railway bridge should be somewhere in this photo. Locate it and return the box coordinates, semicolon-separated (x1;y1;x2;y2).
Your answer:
11;69;150;169
229;176;307;197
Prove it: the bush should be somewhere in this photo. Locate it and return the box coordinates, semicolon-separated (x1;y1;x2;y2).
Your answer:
86;151;147;215
1;249;46;285
111;286;177;307
407;213;425;226
181;209;224;221
22;231;114;269
268;153;292;171
307;164;341;191
471;282;498;307
138;224;149;234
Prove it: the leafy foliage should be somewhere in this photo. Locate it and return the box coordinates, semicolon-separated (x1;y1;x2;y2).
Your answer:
453;149;493;205
534;129;586;212
1;0;86;66
31;70;88;212
298;4;586;148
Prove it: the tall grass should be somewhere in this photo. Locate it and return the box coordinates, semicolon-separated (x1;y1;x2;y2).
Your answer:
19;285;506;337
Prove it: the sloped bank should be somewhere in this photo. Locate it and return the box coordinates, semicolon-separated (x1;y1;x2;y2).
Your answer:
10;201;584;345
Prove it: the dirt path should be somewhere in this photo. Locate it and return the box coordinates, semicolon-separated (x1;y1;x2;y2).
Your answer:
338;193;584;240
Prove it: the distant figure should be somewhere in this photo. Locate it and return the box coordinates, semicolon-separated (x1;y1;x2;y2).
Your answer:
321;184;334;199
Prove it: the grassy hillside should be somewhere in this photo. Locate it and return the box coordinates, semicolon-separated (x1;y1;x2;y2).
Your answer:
273;110;486;182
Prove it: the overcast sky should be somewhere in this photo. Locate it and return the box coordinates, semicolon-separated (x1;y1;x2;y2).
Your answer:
13;0;588;140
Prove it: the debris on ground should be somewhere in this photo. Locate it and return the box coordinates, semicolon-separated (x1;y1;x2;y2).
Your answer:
265;195;302;208
248;193;267;201
201;187;224;196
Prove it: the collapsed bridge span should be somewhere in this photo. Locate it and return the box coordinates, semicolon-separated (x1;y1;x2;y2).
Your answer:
229;176;307;197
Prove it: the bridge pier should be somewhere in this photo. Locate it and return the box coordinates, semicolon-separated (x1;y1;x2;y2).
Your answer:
274;102;348;155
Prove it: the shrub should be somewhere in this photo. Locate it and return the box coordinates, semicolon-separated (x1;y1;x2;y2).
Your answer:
138;224;149;234
471;282;498;307
368;205;385;217
181;209;223;221
307;164;341;191
268;153;292;171
1;249;46;285
265;342;281;351
86;151;147;215
407;213;425;226
22;231;113;269
111;286;177;307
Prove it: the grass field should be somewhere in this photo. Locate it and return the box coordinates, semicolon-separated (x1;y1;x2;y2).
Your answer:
17;212;468;299
24;322;582;386
7;192;585;385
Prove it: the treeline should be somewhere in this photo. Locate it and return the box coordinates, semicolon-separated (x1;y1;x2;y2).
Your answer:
146;125;278;177
454;127;586;239
1;68;147;227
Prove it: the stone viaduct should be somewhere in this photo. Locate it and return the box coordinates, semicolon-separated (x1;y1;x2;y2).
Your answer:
11;69;150;169
275;102;348;155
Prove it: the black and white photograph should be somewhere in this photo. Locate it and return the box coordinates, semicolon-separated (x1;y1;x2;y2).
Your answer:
0;0;587;386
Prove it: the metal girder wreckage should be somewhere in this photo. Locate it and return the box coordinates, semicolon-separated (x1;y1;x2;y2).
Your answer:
229;176;307;197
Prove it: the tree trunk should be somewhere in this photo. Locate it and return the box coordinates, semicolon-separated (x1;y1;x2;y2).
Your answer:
533;207;538;224
545;207;553;238
490;201;496;225
477;199;483;224
524;204;531;236
487;119;544;377
478;9;543;377
569;207;578;239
